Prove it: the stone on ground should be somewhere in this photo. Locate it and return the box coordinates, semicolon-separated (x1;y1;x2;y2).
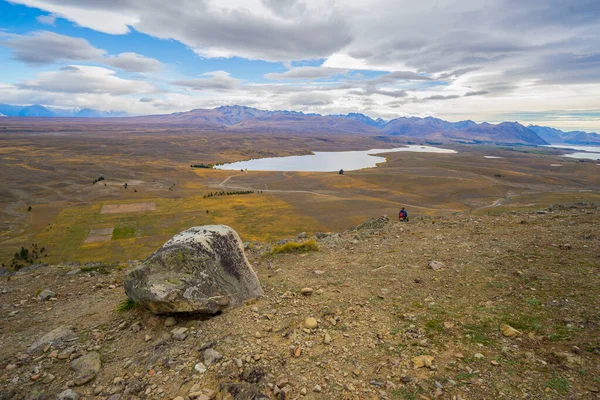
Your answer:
204;348;223;365
71;352;101;386
28;326;77;354
37;289;55;301
304;317;318;329
57;389;80;400
428;260;447;271
123;225;263;314
501;324;520;337
412;355;435;368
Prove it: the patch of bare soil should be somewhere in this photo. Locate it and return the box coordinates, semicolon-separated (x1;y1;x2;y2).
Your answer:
84;228;114;244
100;202;156;215
1;204;599;399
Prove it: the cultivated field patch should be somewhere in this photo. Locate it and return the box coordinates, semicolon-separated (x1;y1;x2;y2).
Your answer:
100;202;156;214
84;227;114;243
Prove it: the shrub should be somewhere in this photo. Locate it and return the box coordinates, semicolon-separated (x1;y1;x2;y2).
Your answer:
271;239;319;255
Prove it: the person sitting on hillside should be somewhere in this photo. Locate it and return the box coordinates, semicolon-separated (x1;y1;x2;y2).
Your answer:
399;207;408;222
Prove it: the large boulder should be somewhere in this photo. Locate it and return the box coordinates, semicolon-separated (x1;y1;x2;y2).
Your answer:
124;225;263;314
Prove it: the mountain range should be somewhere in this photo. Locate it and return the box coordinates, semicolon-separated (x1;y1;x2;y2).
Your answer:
2;103;599;146
527;125;600;146
0;104;128;118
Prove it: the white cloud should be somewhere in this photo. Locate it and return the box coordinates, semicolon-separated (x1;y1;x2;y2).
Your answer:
10;0;351;61
173;70;241;91
17;65;155;95
105;52;161;73
264;67;349;80
36;14;56;25
3;31;105;64
2;31;162;73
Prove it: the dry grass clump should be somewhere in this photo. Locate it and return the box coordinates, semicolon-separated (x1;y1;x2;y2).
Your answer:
271;239;319;255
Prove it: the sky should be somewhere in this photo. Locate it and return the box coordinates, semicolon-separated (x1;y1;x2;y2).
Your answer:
0;0;599;132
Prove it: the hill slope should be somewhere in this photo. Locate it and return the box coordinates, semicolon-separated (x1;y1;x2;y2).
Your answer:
1;205;599;399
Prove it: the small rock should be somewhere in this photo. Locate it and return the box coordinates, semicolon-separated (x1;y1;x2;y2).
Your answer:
300;387;307;395
304;317;318;329
171;327;188;341
71;352;101;386
474;353;485;359
500;324;520;337
57;389;80;400
412;355;435;369
428;260;446;271
5;363;17;370
443;321;455;329
194;362;207;374
313;385;322;393
164;317;177;327
300;288;314;296
130;321;142;332
144;334;152;342
203;348;223;365
490;360;500;366
38;289;55;301
28;326;77;354
323;332;332;344
118;321;128;330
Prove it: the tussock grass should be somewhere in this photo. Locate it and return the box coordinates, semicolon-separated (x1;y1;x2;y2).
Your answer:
116;298;139;312
271;239;319;255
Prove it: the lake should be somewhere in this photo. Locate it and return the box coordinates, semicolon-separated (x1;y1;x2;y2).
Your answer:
215;145;456;172
544;145;600;161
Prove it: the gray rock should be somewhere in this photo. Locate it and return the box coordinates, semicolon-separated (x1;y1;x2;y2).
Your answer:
124;225;263;314
71;352;101;386
0;267;13;277
203;348;223;365
38;289;55;301
315;232;332;239
15;263;48;275
171;327;188;341
194;362;207;374
164;317;177;327
428;260;447;271
297;232;308;239
57;389;80;400
28;326;77;354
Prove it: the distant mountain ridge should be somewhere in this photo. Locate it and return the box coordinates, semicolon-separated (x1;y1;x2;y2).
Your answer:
527;125;600;146
134;105;550;145
0;104;128;118
3;103;599;146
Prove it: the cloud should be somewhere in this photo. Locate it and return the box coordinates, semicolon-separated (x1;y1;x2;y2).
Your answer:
105;52;161;73
2;31;105;65
10;0;352;62
1;31;162;73
17;65;155;95
36;14;56;25
289;92;333;106
3;0;600;131
423;94;461;101
265;67;348;80
464;90;489;97
173;71;241;91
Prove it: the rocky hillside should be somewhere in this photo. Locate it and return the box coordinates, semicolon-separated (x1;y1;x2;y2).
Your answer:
1;205;599;399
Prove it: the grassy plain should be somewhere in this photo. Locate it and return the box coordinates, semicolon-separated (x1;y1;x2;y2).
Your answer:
0;118;599;266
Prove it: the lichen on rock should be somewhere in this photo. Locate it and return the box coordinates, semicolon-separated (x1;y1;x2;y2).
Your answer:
124;225;263;314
